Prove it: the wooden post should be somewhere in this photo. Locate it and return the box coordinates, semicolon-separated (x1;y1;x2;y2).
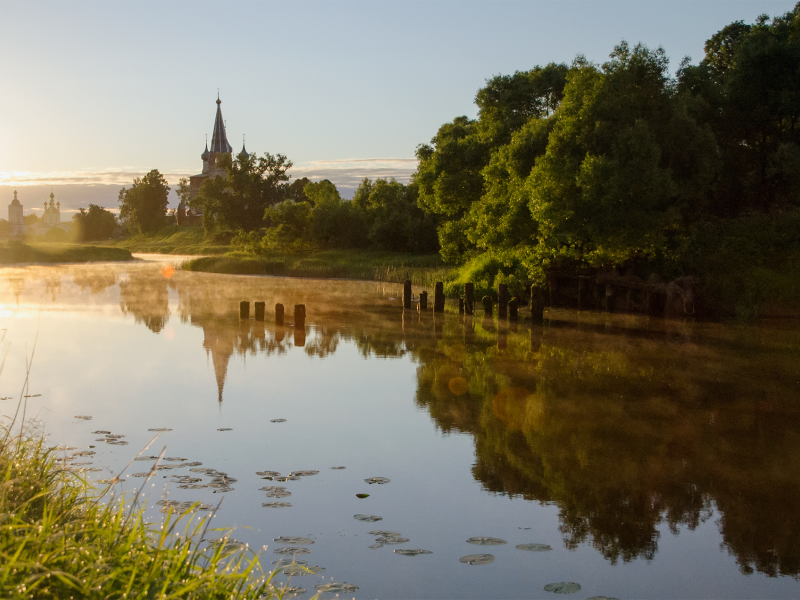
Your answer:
464;283;474;315
275;303;285;326
498;284;509;318
531;287;544;324
509;297;519;321
239;301;250;320
294;328;306;347
458;298;464;314
482;295;493;317
434;282;445;313
419;290;428;311
403;280;412;309
294;304;306;327
604;283;614;313
254;302;265;321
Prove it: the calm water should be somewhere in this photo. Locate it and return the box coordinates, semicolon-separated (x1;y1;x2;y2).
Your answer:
1;256;800;599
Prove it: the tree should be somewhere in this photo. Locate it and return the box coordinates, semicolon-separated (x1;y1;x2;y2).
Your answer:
176;177;191;207
286;177;311;204
196;152;292;232
22;213;39;225
72;204;117;241
118;169;170;233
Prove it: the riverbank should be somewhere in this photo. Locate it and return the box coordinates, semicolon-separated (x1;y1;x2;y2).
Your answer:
0;429;275;599
0;242;132;265
105;226;230;255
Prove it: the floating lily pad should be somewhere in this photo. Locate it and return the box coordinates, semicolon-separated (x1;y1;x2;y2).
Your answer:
274;586;305;597
283;565;325;576
364;477;391;485
134;456;160;461
270;419;287;423
179;483;208;489
273;546;311;555
274;537;314;545
70;451;95;457
375;536;409;545
356;493;370;499
105;434;126;439
290;470;319;477
273;475;300;482
172;476;202;483
204;538;246;552
156;499;212;512
106;440;129;446
315;582;359;593
66;467;102;473
330;466;346;470
264;489;291;498
263;502;292;508
586;597;620;600
148;428;172;431
256;471;281;477
163;457;187;462
91;430;111;434
353;514;383;522
368;530;402;537
466;537;507;546
272;558;309;567
217;428;232;431
74;416;92;420
131;472;151;478
394;549;432;556
543;582;581;594
183;461;203;467
459;554;495;565
516;543;553;552
96;478;122;485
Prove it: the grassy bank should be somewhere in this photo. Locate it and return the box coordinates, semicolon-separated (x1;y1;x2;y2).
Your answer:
0;242;132;265
108;226;230;255
184;249;454;287
0;429;276;599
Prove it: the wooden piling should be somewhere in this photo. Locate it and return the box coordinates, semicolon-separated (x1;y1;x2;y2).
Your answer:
509;297;519;320
275;303;285;326
403;280;412;309
434;282;445;313
458;298;464;314
419;290;428;311
294;304;306;327
254;302;265;321
464;283;474;315
239;301;250;320
498;284;509;318
530;287;544;324
482;295;493;317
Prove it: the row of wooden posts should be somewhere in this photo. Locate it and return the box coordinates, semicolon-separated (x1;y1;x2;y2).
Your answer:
403;281;545;324
239;301;306;327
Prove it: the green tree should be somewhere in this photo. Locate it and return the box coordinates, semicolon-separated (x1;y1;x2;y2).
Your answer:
118;169;170;233
286;177;311;204
22;213;39;226
72;204;117;241
196;152;292;232
176;177;191;207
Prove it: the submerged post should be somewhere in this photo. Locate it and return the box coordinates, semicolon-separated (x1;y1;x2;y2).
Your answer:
464;283;474;315
239;301;250;320
509;297;519;321
498;284;509;318
531;287;544;324
254;302;265;322
434;282;445;313
419;290;428;311
275;303;285;326
482;295;493;317
403;280;412;309
458;298;465;314
294;304;306;327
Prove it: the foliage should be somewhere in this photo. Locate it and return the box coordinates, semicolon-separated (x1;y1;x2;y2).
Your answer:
0;242;132;264
72;204;117;241
176;177;191;207
118;169;171;234
22;213;39;226
108;226;230;255
195;153;292;232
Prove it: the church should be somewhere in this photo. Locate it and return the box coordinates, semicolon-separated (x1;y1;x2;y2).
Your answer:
6;190;70;238
179;95;248;225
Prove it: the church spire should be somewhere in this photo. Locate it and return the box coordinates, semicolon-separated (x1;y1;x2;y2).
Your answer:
209;95;233;154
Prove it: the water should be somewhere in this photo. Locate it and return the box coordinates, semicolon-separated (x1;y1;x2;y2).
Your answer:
1;256;799;599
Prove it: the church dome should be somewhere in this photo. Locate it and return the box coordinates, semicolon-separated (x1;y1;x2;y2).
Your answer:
201;141;210;161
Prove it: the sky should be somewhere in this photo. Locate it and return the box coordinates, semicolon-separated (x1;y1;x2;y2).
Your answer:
1;0;797;212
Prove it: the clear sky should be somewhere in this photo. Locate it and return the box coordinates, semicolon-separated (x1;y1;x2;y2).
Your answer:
1;0;797;211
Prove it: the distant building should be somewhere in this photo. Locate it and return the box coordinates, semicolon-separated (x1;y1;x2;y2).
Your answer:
8;190;23;237
43;192;61;226
6;190;70;238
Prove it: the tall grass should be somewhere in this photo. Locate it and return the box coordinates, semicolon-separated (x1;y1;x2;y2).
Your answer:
0;242;133;265
0;427;286;600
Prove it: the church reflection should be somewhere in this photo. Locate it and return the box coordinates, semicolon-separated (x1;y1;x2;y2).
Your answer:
115;268;800;579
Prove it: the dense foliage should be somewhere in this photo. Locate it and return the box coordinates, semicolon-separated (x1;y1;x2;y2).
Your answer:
414;4;800;295
72;204;117;241
118;169;171;234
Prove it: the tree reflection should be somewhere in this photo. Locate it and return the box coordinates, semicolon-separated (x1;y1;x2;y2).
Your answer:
119;273;169;333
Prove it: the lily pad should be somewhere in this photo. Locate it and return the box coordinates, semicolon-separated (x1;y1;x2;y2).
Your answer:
131;472;151;478
262;487;292;498
179;483;208;489
183;461;203;467
74;415;92;420
106;440;129;446
459;554;495;565
270;419;287;423
273;546;311;555
290;470;319;477
96;478;122;485
586;597;620;600
356;493;370;499
375;536;409;545
543;582;581;594
104;434;126;439
263;502;292;508
315;582;359;593
272;558;308;567
91;430;111;434
274;586;305;597
217;428;232;431
70;451;95;457
394;549;432;556
466;537;507;546
163;457;186;462
368;530;402;537
330;466;346;470
516;543;553;552
283;565;325;576
364;477;391;485
256;471;282;477
353;514;383;522
148;428;173;431
171;476;202;484
273;475;300;482
274;537;314;545
134;456;161;461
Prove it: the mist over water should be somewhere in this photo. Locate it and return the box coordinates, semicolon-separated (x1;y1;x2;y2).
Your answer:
1;257;799;599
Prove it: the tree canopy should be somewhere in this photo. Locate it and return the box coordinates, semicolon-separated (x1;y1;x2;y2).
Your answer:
72;204;117;241
118;169;170;234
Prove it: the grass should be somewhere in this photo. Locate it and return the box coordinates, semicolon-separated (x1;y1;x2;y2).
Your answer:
0;241;132;265
0;426;285;600
183;249;456;287
107;227;230;255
